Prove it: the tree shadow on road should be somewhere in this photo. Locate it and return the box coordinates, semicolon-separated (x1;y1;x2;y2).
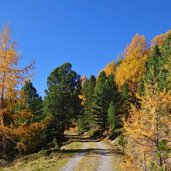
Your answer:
62;147;122;157
62;134;123;157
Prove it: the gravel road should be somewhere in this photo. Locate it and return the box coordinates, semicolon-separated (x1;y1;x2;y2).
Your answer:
59;142;89;171
96;142;114;171
59;141;114;171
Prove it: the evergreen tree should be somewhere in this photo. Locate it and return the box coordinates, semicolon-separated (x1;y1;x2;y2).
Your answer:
92;72;109;130
21;81;44;152
107;102;117;131
121;83;129;103
107;74;122;129
160;33;171;90
138;45;162;95
22;80;43;122
143;34;171;91
92;72;121;131
78;75;96;132
44;63;82;147
144;45;162;85
121;83;131;116
166;57;171;90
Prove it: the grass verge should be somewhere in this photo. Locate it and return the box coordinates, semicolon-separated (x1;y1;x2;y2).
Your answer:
1;141;83;171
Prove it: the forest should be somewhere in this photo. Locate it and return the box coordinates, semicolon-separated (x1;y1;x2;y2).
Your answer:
0;26;170;171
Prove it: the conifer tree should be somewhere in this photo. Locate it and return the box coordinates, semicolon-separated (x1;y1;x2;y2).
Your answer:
102;60;115;76
22;80;43;121
92;72;108;130
107;102;117;131
144;45;162;85
92;72;121;131
78;75;96;132
44;63;82;147
115;34;149;95
21;81;44;152
160;33;171;90
0;26;34;159
123;84;171;170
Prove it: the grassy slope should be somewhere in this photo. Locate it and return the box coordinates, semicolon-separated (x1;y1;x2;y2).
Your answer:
1;142;83;171
0;129;124;171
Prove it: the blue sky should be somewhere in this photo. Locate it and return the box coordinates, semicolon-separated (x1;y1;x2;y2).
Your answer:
0;0;171;96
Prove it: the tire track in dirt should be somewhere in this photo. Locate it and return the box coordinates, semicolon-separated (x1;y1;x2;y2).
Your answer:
59;142;88;171
96;142;114;171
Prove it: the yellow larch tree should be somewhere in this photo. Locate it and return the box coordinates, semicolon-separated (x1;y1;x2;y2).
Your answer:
115;34;149;95
122;83;171;171
102;60;116;76
151;29;171;47
0;26;35;159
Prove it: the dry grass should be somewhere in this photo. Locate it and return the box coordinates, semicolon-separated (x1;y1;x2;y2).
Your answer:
1;142;83;171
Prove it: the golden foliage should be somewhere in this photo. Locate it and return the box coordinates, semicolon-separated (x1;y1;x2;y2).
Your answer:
151;29;171;47
101;60;115;76
0;26;35;157
122;84;171;170
115;34;149;93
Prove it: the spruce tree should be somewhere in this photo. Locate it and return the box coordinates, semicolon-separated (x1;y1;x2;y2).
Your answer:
92;72;109;130
143;34;171;91
92;72;121;131
107;102;117;131
144;45;162;85
160;33;171;90
21;81;44;152
78;75;96;132
107;74;122;130
22;80;43;122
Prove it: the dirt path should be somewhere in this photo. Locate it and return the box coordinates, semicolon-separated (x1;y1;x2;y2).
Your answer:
60;139;115;171
59;142;89;171
1;135;117;171
96;142;114;171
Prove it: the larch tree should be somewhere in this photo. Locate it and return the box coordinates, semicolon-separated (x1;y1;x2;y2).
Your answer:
151;30;171;47
0;26;34;159
115;34;149;96
102;60;116;76
123;83;171;171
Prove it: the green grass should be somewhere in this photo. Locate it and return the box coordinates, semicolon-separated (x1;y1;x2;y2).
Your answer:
85;127;99;137
114;127;124;134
